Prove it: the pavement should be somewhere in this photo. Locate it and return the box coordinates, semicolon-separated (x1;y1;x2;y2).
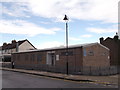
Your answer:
1;67;119;87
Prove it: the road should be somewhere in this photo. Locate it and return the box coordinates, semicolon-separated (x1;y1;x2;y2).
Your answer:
2;70;118;88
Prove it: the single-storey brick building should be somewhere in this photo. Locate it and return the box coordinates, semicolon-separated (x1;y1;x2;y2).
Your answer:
11;42;111;75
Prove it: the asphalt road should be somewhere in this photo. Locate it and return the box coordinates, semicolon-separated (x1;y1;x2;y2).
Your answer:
2;70;118;88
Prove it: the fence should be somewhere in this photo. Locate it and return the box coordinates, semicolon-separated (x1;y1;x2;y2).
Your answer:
81;66;118;76
2;62;119;76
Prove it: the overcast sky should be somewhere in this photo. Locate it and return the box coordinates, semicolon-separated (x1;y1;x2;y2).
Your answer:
0;0;119;49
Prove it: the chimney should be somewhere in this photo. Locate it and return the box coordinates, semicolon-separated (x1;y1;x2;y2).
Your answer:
114;32;119;41
16;42;19;52
12;40;16;44
99;37;104;44
3;42;7;46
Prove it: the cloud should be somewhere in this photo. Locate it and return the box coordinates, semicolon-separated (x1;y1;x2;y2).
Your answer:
87;27;118;34
1;0;118;23
2;2;30;17
27;0;118;23
81;34;92;38
69;35;92;42
69;37;82;41
0;20;61;36
36;41;64;49
69;34;93;41
29;0;118;23
0;0;28;2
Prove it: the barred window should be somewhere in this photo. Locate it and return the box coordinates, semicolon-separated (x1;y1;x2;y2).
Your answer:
61;51;73;56
25;54;28;60
37;54;42;62
88;51;94;56
31;54;34;61
17;54;20;60
13;55;16;61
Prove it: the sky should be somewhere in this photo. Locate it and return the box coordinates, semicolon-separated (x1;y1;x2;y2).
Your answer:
0;0;119;49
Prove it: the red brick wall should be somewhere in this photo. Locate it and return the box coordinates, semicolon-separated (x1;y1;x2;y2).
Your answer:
100;37;119;65
82;43;110;67
12;47;83;70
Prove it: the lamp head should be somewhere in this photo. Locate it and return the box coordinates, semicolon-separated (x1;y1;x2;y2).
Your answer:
63;15;69;22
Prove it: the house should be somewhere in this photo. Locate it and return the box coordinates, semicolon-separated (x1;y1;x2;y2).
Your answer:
100;33;120;65
0;39;36;62
11;42;111;75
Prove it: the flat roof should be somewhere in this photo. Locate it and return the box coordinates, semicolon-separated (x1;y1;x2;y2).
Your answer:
13;42;109;54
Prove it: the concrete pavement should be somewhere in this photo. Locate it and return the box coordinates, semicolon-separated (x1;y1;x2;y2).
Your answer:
1;67;119;87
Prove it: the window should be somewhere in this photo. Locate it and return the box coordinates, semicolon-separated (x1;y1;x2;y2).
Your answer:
61;51;73;56
17;55;20;60
88;51;94;56
25;54;28;60
61;52;66;56
37;54;42;62
14;55;16;61
83;48;86;56
46;52;55;65
31;54;34;61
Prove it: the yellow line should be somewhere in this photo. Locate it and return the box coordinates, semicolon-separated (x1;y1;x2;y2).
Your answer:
7;70;117;86
24;73;87;83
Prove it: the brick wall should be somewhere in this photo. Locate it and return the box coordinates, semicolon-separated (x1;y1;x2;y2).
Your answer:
12;47;83;72
11;43;111;75
100;37;120;65
83;43;110;67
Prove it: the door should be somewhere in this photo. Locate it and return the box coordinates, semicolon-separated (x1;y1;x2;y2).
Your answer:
51;53;55;66
46;52;55;66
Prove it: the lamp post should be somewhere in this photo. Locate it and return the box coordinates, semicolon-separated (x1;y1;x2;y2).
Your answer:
63;15;69;75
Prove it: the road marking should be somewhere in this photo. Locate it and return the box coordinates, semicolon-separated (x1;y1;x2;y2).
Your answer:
3;69;118;87
24;73;91;84
24;73;114;86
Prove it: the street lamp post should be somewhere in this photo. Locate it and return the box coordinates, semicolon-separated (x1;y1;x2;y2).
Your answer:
63;15;69;75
